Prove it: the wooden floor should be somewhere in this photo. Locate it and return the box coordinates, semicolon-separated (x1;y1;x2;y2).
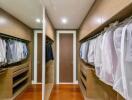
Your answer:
15;84;42;100
15;84;84;100
49;84;84;100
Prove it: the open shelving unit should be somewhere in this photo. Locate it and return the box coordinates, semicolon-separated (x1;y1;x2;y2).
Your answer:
79;60;99;99
0;62;30;100
79;60;125;100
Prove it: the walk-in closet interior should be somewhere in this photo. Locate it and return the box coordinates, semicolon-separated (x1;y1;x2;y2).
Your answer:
1;0;132;100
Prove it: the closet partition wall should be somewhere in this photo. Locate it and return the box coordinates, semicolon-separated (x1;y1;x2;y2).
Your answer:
44;14;55;100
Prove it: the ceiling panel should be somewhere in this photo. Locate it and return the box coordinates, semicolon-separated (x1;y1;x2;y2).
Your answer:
44;0;95;29
0;0;43;29
0;0;95;29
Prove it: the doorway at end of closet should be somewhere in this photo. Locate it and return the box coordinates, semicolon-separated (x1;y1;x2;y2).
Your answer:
56;30;77;84
33;30;43;84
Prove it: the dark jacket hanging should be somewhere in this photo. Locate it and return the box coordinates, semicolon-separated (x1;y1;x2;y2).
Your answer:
46;42;54;63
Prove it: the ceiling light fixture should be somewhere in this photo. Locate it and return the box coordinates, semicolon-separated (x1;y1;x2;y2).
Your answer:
36;18;41;23
61;18;68;24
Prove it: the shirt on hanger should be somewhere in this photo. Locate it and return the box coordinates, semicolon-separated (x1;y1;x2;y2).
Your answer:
87;39;96;65
121;23;132;100
94;34;103;77
80;41;89;62
100;28;117;86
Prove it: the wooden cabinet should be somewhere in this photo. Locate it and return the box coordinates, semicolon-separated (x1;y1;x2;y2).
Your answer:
79;60;124;100
0;62;30;100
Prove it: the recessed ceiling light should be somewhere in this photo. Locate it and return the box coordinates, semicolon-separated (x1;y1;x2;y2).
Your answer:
36;18;41;23
61;18;68;24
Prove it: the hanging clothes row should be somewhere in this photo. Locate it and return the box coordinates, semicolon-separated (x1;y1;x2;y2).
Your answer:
0;38;28;66
46;41;54;63
80;16;132;100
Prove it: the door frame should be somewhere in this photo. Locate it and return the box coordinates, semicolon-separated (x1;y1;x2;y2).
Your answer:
33;30;43;84
56;30;77;84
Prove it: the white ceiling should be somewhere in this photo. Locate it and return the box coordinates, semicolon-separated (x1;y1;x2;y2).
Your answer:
0;0;95;29
44;0;95;29
0;0;43;29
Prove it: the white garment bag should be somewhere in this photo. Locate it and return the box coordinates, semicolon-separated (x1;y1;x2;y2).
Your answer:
113;26;126;98
80;41;89;62
0;38;7;66
87;39;96;65
100;28;117;86
121;23;132;100
94;35;103;77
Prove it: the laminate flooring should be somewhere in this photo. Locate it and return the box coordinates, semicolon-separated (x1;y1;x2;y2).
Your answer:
49;84;84;100
15;84;42;100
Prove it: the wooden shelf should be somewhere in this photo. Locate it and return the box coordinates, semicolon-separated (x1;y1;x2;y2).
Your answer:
13;67;29;78
0;69;7;75
79;81;87;100
80;75;87;88
80;67;87;77
12;83;29;100
80;70;86;80
0;62;30;100
79;58;125;100
13;76;28;88
13;79;28;94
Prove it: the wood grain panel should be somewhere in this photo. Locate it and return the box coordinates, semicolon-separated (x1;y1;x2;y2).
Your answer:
101;0;132;23
0;8;33;41
15;84;42;100
46;60;55;84
49;84;84;100
59;34;73;83
46;16;55;41
37;33;42;83
79;0;132;40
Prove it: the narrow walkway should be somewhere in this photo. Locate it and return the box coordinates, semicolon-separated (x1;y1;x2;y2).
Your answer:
49;84;84;100
15;84;42;100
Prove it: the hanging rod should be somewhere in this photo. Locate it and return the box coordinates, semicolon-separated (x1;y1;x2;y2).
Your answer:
81;15;132;43
87;33;101;40
0;32;30;43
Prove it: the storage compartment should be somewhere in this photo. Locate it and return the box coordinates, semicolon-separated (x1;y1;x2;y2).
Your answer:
13;67;29;77
80;78;86;90
0;62;30;99
13;79;28;94
81;70;86;80
13;71;28;88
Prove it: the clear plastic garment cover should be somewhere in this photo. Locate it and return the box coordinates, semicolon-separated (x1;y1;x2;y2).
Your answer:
121;22;132;100
100;27;117;86
80;41;89;62
87;39;96;65
94;35;103;77
113;26;125;98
